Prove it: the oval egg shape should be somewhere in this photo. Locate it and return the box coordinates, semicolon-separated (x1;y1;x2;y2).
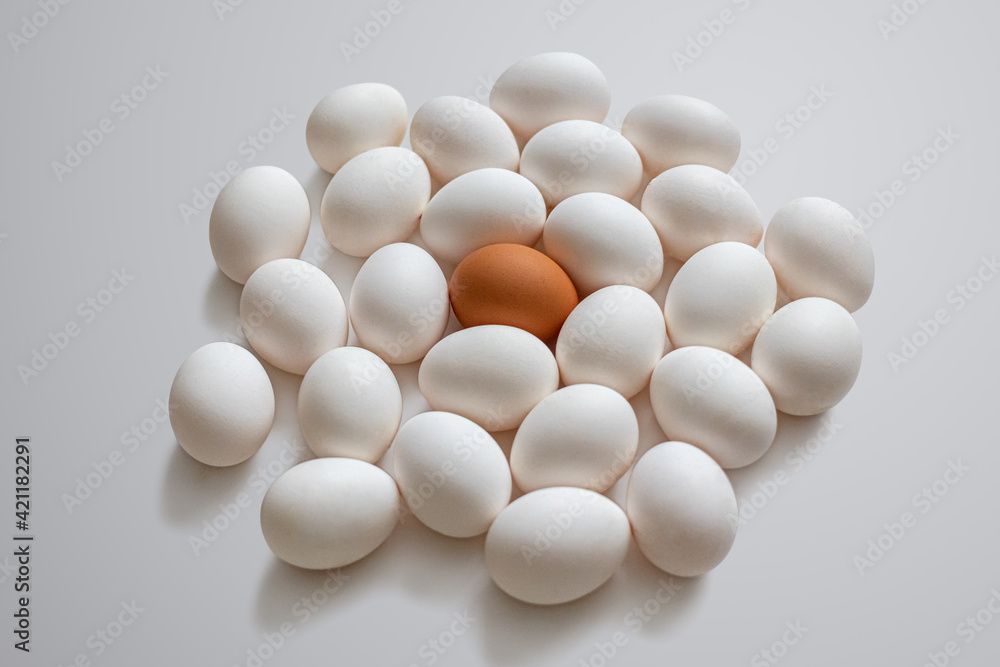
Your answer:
751;297;863;416
392;411;512;538
449;243;578;341
297;347;402;462
209;166;311;284
627;442;738;577
169;342;275;467
320;146;431;258
520;120;643;207
260;458;400;569
510;384;638;493
649;346;777;469
621;95;741;176
485;487;631;605
764;197;875;312
410;96;520;184
543;192;663;296
240;259;349;375
418;325;559;431
305;82;408;174
350;243;450;364
664;241;777;355
420;168;546;265
641;164;762;262
489;52;611;139
555;285;667;399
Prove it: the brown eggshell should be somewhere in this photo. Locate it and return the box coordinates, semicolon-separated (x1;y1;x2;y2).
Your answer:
449;244;578;340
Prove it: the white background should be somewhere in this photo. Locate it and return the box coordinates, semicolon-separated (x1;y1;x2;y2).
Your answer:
2;1;999;665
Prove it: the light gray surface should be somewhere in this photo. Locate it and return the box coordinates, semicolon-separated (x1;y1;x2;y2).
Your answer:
2;1;999;665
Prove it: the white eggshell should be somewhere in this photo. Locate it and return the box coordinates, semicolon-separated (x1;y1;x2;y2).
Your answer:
320;147;431;258
410;96;520;184
510;384;638;493
298;347;402;462
485;487;630;605
751;297;863;416
489;52;611;139
520;120;643;207
641;164;763;261
209;166;310;284
556;285;667;399
260;458;400;569
169;342;274;467
305;83;408;174
543;192;663;296
349;243;450;364
418;325;559;431
765;197;876;312
392;411;512;538
664;242;777;355
621;95;741;176
420;168;546;265
649;346;777;469
240;259;349;375
627;441;738;576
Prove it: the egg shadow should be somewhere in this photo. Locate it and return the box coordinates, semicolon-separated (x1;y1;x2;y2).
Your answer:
313;241;366;296
652;255;683;310
159;358;308;529
379;513;490;603
202;268;243;331
490;428;516;460
390;359;427;419
303;167;333;210
159;443;257;526
253;558;357;630
473;568;621;666
629;385;667;461
253;510;487;630
259;359;305;433
472;542;706;666
613;546;707;637
726;410;832;498
628;170;654;209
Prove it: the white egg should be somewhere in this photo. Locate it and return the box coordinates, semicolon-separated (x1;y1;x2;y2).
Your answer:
297;347;402;462
392;411;512;538
420;168;546;265
320;147;431;258
543;192;663;296
169;342;274;467
664;242;776;355
627;441;738;577
510;384;638;493
751;297;863;416
764;197;876;312
621;95;741;176
641;164;763;261
409;96;520;184
489;52;611;139
260;458;400;569
485;487;630;605
305;83;408;174
649;346;776;469
208;166;310;285
556;285;667;399
418;325;559;431
240;259;349;375
349;243;450;364
520;120;643;207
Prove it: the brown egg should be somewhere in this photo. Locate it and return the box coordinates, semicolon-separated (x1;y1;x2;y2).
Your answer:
449;243;578;340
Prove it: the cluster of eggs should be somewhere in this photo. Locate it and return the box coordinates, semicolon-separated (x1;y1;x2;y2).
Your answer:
170;52;874;605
